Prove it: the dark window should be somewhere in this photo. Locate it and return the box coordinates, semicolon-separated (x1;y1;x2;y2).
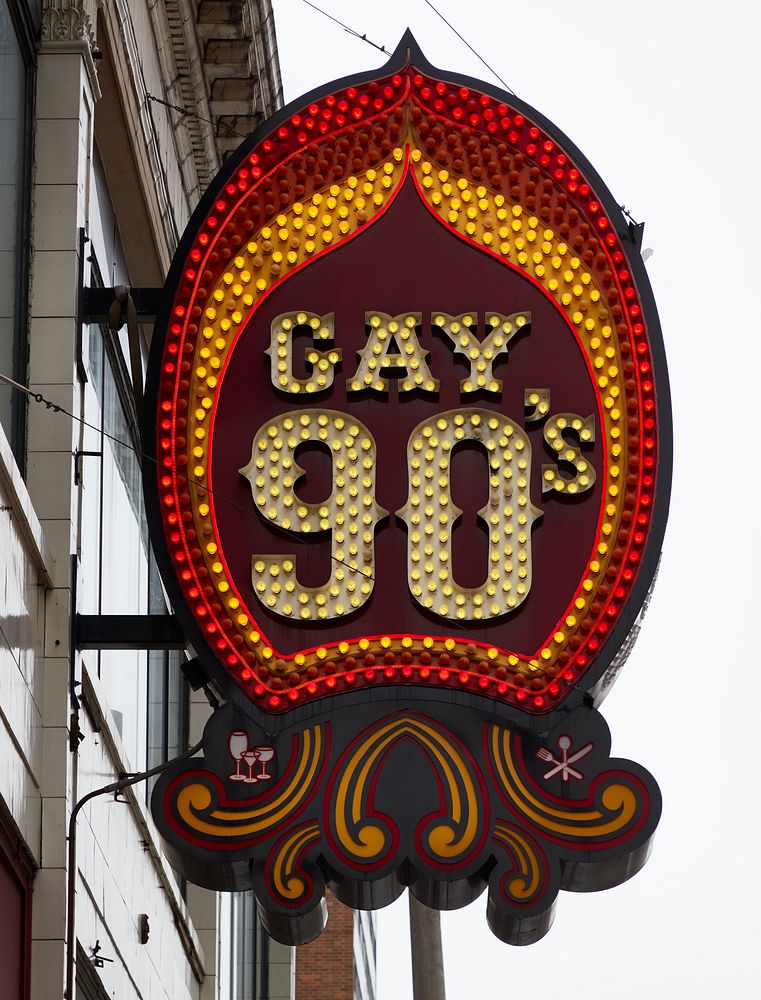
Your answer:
0;811;33;1000
145;561;189;897
0;0;34;471
229;891;270;1000
147;549;189;799
86;268;148;563
86;268;188;809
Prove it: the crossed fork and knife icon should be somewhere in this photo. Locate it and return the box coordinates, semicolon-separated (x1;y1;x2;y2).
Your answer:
536;735;594;782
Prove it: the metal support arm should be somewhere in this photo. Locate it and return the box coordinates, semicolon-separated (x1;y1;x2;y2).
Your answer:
75;614;186;650
81;285;163;325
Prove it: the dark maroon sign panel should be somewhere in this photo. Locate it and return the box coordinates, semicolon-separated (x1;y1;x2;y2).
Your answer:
212;181;601;653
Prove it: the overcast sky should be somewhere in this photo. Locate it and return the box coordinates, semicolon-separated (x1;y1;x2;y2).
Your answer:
273;2;760;995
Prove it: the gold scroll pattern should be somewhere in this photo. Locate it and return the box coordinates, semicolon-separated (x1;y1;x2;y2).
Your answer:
331;714;484;868
171;724;325;845
488;724;642;842
268;821;322;905
492;822;546;904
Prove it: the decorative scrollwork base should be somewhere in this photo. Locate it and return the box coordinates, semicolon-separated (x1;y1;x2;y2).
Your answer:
152;702;660;945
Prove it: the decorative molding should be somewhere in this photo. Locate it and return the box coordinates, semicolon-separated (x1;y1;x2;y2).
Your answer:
41;0;95;47
40;0;101;101
168;0;221;195
244;0;284;115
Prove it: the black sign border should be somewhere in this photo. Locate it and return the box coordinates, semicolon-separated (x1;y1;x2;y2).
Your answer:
142;31;672;736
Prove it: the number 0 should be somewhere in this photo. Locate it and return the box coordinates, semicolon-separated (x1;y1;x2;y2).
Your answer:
397;409;541;621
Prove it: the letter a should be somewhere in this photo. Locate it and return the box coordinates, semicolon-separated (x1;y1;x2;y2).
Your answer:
347;312;439;394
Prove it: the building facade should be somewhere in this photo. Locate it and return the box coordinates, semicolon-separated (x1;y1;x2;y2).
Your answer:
0;1;375;998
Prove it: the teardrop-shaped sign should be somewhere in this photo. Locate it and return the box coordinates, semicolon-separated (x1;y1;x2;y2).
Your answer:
146;36;667;945
144;39;670;727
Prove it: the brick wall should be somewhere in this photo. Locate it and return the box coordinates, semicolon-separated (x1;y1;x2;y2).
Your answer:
295;893;354;1000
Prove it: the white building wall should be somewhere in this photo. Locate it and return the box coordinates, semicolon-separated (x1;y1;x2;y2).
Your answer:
74;666;203;1000
15;3;212;999
26;23;93;995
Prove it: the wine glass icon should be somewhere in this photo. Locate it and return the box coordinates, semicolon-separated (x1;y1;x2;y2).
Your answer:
253;746;274;780
228;731;248;782
241;749;259;784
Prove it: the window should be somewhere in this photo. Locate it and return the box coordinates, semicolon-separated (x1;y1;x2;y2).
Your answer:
220;891;273;1000
0;0;34;470
146;560;188;894
84;275;188;776
81;151;188;775
0;813;32;1000
147;553;188;798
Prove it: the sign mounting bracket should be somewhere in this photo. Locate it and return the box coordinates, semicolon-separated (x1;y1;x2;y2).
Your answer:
74;614;186;651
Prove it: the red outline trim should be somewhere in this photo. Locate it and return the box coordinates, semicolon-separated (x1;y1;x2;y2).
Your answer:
153;64;659;717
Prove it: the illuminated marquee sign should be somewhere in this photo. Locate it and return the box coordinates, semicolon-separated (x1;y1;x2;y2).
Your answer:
145;34;671;945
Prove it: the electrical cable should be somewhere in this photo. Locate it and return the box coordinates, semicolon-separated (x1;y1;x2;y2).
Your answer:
300;0;389;55
0;368;506;648
147;92;253;141
422;0;515;94
298;0;515;96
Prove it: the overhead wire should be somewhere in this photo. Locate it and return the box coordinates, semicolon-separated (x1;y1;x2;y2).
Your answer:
0;369;506;649
421;0;515;95
146;93;252;141
300;0;390;55
299;0;516;98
